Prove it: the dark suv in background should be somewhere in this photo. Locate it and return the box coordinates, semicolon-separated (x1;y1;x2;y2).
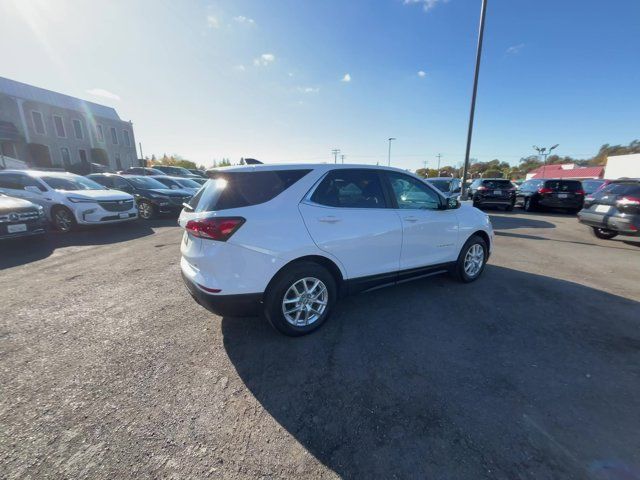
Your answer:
515;179;584;213
578;179;640;239
468;178;516;210
88;174;192;219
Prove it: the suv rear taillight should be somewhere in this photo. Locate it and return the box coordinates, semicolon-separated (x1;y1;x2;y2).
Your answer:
616;196;640;213
538;187;553;194
477;186;487;191
574;189;585;196
185;217;245;241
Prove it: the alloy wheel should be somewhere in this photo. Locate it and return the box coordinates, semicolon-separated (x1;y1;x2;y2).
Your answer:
54;209;73;232
139;202;153;219
282;277;328;327
463;243;485;277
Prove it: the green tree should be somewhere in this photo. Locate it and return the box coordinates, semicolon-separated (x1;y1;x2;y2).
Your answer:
483;169;503;178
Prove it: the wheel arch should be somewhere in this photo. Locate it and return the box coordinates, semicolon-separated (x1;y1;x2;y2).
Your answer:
264;254;346;300
469;229;491;252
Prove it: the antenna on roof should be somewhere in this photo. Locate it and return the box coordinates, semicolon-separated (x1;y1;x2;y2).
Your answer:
244;158;263;165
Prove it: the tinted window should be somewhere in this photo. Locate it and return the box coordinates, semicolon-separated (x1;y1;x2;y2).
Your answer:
191;169;311;212
482;180;513;189
154;177;181;189
601;182;640;196
0;173;23;190
112;177;132;190
88;175;112;187
311;169;386;209
582;180;605;194
429;179;452;192
126;176;167;189
544;180;581;192
41;175;105;191
387;172;441;210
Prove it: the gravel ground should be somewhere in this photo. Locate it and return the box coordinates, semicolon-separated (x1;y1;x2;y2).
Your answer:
1;211;639;479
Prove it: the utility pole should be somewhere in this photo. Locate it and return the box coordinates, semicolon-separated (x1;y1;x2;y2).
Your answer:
460;0;488;200
331;148;340;164
533;144;559;178
387;137;396;167
138;142;146;174
436;153;442;174
341;154;345;164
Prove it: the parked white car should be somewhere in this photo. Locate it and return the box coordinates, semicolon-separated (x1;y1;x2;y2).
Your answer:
0;170;138;232
179;164;494;336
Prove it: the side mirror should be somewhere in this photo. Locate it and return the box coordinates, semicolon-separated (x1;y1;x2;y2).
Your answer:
447;197;460;209
24;186;42;194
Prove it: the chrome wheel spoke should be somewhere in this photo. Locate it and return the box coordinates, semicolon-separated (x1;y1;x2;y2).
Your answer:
282;276;328;327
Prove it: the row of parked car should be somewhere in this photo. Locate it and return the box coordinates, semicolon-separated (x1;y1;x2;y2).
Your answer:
0;167;209;240
430;176;639;241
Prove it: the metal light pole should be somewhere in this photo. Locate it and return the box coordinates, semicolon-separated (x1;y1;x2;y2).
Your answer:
460;0;488;200
387;137;396;167
533;144;559;178
436;153;442;174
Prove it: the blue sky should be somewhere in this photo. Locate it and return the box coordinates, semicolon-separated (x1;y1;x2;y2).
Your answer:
1;0;638;169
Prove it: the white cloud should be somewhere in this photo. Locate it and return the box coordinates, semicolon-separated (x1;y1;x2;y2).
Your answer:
288;72;294;78
341;73;351;83
403;0;450;12
234;65;246;71
233;15;255;25
506;43;525;55
297;86;319;94
253;53;275;66
206;15;219;28
86;88;120;101
417;70;426;77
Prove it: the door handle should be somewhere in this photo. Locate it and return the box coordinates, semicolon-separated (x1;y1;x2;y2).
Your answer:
318;216;341;223
403;216;419;222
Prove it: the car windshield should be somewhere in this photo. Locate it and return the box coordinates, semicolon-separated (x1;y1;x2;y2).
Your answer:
428;180;452;192
41;175;105;191
482;180;513;189
126;176;168;189
582;180;604;194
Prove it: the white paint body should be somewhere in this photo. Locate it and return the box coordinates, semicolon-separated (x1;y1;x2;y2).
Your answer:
179;164;494;296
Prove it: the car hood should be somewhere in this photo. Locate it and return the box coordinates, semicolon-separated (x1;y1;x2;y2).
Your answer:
140;188;192;197
0;195;39;213
58;189;133;201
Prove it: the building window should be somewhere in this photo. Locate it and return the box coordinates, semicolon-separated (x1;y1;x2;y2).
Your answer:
122;129;130;147
110;127;118;145
96;124;104;142
72;119;83;140
31;111;45;135
79;149;88;165
60;147;71;167
53;115;66;138
115;154;122;170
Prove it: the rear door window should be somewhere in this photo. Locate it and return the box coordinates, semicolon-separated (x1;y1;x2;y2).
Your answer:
311;169;386;208
190;169;311;212
544;180;581;192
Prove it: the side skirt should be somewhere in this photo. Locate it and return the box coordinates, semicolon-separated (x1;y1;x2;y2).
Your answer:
344;263;455;296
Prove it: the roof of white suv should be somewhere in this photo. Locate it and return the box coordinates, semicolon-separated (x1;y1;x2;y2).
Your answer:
207;163;414;174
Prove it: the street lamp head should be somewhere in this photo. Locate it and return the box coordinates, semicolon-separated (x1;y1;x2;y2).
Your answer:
550;144;559;151
388;137;396;141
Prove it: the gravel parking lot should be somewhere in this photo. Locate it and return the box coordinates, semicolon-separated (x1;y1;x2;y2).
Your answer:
1;211;639;479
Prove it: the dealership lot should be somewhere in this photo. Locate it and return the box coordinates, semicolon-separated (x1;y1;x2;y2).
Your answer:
1;212;639;479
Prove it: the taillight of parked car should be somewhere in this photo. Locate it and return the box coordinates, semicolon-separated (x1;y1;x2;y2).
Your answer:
574;189;585;196
538;187;553;194
185;217;245;241
616;196;640;213
476;186;488;191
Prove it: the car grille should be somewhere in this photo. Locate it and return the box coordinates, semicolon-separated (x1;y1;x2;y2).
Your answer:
169;196;190;205
0;210;41;224
98;200;134;212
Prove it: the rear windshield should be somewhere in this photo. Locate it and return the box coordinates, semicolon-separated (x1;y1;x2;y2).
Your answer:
601;182;640;196
189;169;311;212
429;180;453;192
482;180;513;189
581;179;605;194
544;180;581;192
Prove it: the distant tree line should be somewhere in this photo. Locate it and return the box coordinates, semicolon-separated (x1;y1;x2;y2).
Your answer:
415;140;640;180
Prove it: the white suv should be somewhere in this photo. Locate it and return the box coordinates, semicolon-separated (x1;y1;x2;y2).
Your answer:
179;164;494;336
0;170;138;232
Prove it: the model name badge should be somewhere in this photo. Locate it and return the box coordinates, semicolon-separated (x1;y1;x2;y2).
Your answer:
437;243;454;248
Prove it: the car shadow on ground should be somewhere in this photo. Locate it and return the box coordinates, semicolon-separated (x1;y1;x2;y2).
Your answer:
0;218;177;270
222;265;640;479
488;214;556;230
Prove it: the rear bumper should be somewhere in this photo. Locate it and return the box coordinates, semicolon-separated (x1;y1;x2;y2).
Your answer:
182;272;263;317
539;198;583;209
578;211;640;235
475;197;514;205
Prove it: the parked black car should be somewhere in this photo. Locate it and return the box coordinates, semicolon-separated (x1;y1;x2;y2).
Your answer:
578;179;640;239
188;169;208;178
468;178;516;210
87;174;192;219
118;167;166;176
152;165;200;179
0;193;47;240
515;179;584;213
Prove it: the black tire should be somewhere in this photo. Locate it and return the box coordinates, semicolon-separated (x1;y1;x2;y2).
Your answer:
51;205;76;233
591;227;618;240
138;200;156;220
523;197;535;212
472;199;480;209
264;261;337;336
505;203;514;211
451;234;488;283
